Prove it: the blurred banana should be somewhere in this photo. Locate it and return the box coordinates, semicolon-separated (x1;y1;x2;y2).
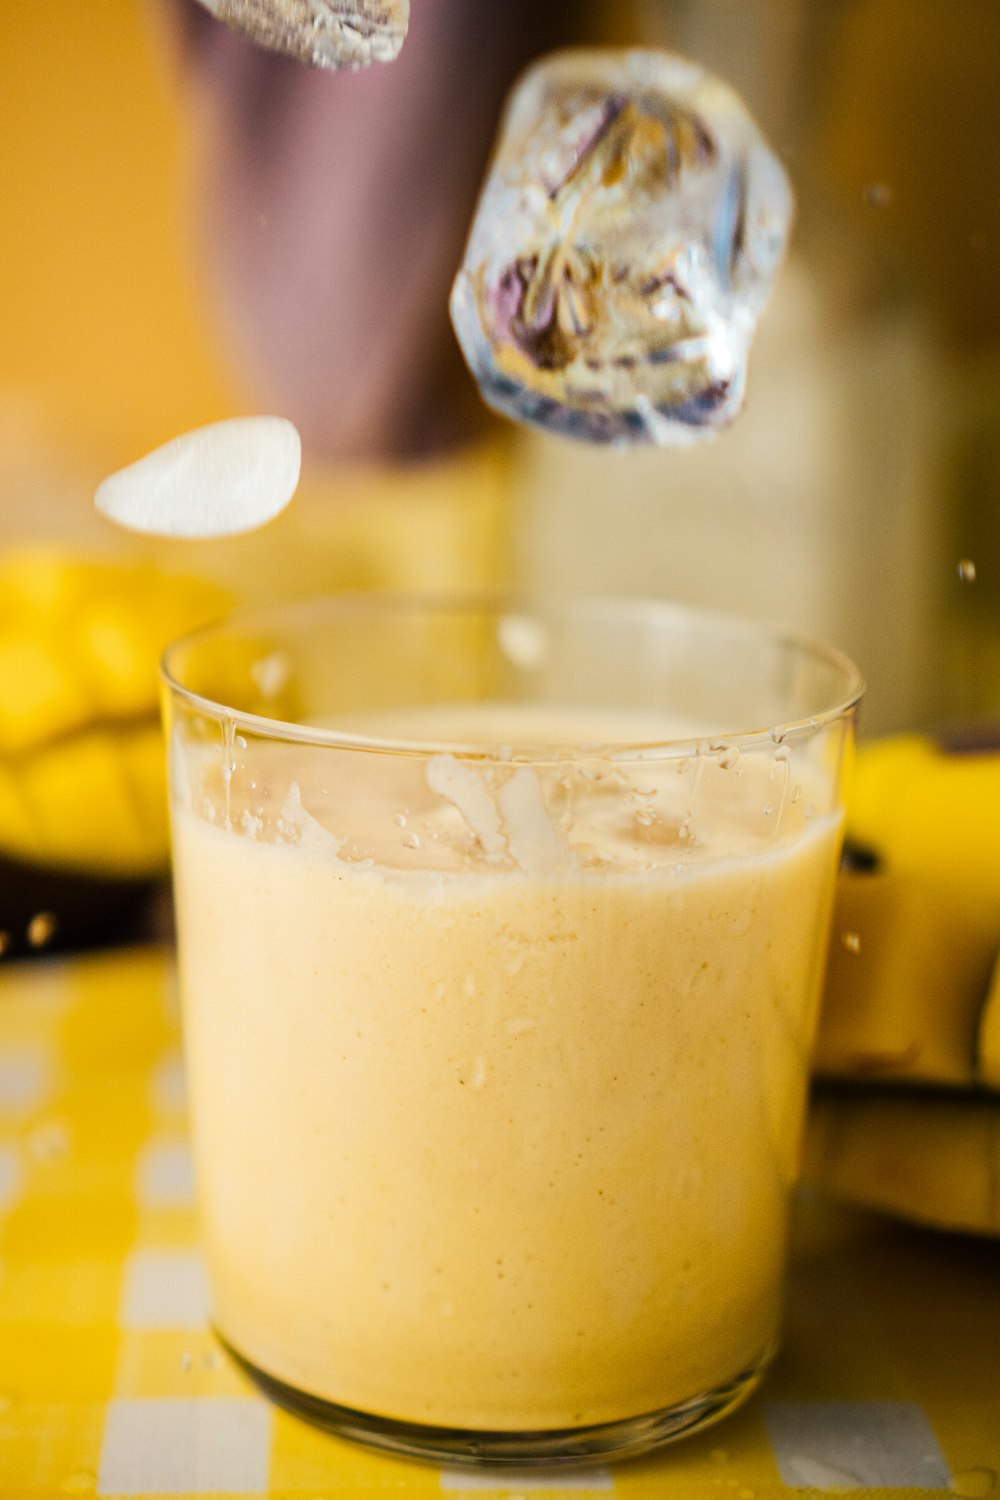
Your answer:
808;729;1000;1236
816;732;1000;1089
804;1087;1000;1238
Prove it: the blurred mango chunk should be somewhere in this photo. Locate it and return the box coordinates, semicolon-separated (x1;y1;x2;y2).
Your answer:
0;548;228;875
0;632;92;754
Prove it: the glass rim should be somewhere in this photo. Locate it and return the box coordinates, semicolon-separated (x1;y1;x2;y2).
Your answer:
160;590;864;760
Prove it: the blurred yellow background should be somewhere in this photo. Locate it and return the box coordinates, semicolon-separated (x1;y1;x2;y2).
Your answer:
2;1;1000;734
0;2;237;478
0;1;509;609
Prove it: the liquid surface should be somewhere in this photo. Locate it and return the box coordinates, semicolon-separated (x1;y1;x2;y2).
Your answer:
171;704;842;1430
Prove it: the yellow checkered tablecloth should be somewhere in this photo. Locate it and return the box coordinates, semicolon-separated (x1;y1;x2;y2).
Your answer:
1;947;998;1499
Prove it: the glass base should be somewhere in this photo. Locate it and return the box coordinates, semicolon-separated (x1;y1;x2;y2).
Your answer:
218;1333;774;1468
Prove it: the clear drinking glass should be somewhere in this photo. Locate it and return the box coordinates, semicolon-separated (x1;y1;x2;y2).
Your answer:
161;594;862;1467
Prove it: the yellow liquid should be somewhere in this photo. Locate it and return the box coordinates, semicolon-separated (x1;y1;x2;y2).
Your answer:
171;706;841;1430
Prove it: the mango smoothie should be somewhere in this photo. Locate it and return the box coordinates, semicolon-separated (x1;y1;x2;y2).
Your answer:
170;697;844;1438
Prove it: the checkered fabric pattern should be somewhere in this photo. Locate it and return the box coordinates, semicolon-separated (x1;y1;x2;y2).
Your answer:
1;947;998;1498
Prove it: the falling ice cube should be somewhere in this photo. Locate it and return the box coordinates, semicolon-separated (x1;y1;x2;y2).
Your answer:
196;0;410;70
450;49;794;447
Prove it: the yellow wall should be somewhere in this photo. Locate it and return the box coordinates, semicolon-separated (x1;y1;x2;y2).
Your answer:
0;3;238;475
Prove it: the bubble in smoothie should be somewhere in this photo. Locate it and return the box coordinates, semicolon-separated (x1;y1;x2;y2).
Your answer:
451;49;793;447
95;417;301;538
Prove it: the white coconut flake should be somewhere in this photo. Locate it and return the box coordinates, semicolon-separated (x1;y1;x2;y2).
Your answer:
499;767;576;876
426;754;507;860
95;416;301;538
